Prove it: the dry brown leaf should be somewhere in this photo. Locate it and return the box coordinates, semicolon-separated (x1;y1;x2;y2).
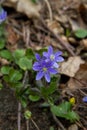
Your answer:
6;25;19;51
3;0;41;18
67;63;87;90
80;39;87;50
46;20;64;34
59;56;85;77
0;58;9;65
75;63;87;84
69;19;80;31
67;78;81;90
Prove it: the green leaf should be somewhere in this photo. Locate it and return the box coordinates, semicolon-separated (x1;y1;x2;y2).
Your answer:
51;102;72;118
20;97;27;108
26;48;34;59
9;69;23;82
75;29;87;38
29;95;40;102
65;28;71;37
0;39;5;49
18;57;32;70
50;126;54;130
51;105;66;117
13;49;25;63
0;50;12;60
0;83;3;90
37;48;47;56
50;102;79;122
0;25;5;36
3;70;22;84
31;0;37;3
10;82;22;89
40;102;49;107
1;66;11;74
3;75;9;82
65;111;79;122
41;83;57;98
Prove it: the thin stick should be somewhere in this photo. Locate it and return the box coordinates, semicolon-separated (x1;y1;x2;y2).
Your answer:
18;102;21;130
31;118;40;130
17;71;28;130
52;114;66;130
26;120;29;130
44;0;53;20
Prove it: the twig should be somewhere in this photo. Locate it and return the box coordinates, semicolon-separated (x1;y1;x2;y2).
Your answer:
17;71;28;130
31;118;40;130
52;114;66;130
23;25;30;47
78;89;87;96
26;120;29;130
73;77;87;87
39;17;75;56
18;102;21;130
44;0;53;21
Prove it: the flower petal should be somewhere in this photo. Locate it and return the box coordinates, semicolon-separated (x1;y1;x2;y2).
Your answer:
36;71;44;80
55;51;62;57
44;72;50;82
53;62;59;68
48;68;58;74
35;53;41;61
56;56;64;62
43;52;48;57
33;66;41;71
33;62;41;71
48;46;53;55
0;9;7;23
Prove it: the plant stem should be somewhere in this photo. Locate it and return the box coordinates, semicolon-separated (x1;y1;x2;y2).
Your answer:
31;118;40;130
18;102;21;130
26;120;29;130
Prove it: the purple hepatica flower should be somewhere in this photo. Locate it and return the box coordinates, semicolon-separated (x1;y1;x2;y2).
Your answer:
43;46;64;68
82;96;87;103
0;8;7;24
33;53;58;82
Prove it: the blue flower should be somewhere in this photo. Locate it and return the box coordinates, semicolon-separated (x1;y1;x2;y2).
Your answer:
82;96;87;103
0;8;7;24
33;53;58;82
43;46;64;68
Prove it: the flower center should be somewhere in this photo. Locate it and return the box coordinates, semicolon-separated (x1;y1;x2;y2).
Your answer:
43;67;47;72
50;54;55;60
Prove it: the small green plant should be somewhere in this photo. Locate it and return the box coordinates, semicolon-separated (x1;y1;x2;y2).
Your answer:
74;28;87;38
51;101;79;122
0;46;79;123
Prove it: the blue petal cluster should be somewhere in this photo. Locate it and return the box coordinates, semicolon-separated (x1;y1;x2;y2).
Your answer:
33;46;64;82
43;46;64;68
0;8;7;24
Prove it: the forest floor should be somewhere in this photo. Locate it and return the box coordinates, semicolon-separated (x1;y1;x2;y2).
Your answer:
0;0;87;130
